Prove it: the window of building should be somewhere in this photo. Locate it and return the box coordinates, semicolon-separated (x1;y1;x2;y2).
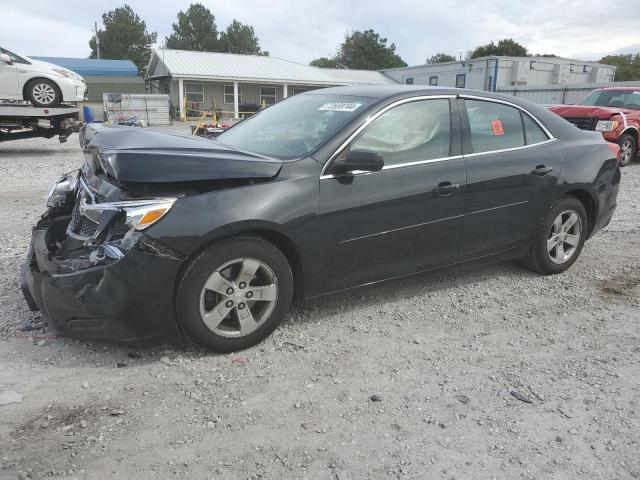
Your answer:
346;99;451;166
429;76;438;86
291;87;308;95
224;84;242;104
522;112;549;145
455;74;466;88
184;83;203;104
260;86;277;106
405;77;414;85
465;99;525;153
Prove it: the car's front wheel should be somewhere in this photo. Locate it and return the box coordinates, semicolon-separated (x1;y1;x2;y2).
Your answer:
524;196;588;275
26;79;61;107
176;236;293;352
618;133;637;167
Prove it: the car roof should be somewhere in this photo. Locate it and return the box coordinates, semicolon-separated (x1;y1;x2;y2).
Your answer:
304;84;583;144
593;87;640;91
302;84;549;106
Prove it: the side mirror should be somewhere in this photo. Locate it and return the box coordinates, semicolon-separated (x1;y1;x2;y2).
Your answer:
0;53;12;64
328;150;384;175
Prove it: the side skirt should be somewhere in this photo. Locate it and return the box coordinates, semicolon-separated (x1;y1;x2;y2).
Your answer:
307;245;524;300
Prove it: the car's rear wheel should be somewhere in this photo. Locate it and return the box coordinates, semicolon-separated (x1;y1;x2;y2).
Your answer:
26;79;61;107
618;133;636;167
523;196;588;275
176;236;293;352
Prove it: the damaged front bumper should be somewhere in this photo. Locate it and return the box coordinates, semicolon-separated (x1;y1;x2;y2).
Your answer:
20;171;185;345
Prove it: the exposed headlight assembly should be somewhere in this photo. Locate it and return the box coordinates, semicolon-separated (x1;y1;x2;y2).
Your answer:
46;172;78;207
80;198;177;231
595;120;619;132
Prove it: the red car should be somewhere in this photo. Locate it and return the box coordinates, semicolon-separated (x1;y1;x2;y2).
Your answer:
549;87;640;166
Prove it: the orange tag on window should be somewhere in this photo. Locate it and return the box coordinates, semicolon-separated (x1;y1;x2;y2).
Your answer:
491;119;504;136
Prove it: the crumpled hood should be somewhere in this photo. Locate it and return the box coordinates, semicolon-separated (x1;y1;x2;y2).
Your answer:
79;123;282;183
548;104;635;119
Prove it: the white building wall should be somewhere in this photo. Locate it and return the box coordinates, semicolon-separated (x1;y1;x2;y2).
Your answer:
382;57;616;91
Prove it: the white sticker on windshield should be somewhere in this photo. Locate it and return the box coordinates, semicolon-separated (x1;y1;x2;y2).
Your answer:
318;102;362;112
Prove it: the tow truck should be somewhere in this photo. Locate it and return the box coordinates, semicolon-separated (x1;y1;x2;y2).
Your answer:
0;101;82;143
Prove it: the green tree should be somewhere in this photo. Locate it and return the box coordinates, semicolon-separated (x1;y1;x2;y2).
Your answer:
89;5;157;73
218;20;268;55
336;30;407;69
310;57;340;68
427;52;457;64
165;3;218;51
468;38;529;59
599;53;640;81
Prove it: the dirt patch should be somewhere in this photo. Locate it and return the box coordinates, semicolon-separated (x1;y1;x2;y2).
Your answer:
600;274;640;299
1;132;639;480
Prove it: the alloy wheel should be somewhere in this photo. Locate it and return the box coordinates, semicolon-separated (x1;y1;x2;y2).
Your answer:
199;257;278;338
620;139;634;165
547;210;582;265
32;83;56;105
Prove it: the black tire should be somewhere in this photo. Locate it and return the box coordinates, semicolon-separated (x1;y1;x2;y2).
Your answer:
26;78;61;107
523;196;588;275
176;236;293;352
618;133;636;167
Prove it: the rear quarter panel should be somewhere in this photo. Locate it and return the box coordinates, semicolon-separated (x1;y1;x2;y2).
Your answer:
555;132;620;236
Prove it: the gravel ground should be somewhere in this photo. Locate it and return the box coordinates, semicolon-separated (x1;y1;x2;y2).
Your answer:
0;128;639;480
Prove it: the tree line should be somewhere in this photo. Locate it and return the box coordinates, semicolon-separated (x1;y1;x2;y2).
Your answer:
89;3;266;73
89;5;640;81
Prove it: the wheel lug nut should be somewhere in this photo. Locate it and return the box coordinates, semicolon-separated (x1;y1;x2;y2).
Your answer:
238;303;245;310
239;282;246;289
226;287;234;295
246;291;253;299
225;300;233;307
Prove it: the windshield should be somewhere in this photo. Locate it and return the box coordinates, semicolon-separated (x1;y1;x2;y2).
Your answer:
576;90;640;110
216;93;376;159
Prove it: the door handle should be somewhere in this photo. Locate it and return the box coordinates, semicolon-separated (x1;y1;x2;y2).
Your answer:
532;165;553;176
434;181;460;196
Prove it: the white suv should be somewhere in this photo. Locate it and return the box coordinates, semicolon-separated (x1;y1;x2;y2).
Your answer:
0;46;86;107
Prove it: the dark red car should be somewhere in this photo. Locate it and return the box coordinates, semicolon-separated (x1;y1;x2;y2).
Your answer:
549;87;640;166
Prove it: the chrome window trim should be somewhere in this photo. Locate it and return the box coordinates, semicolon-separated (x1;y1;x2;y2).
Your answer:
320;93;559;180
320;95;456;177
463;138;558;159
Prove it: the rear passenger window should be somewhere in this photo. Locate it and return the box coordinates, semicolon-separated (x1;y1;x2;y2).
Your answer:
522;112;549;145
347;99;451;166
465;100;524;153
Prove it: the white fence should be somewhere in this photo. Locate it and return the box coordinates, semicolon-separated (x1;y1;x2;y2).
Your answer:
497;81;640;105
103;93;171;126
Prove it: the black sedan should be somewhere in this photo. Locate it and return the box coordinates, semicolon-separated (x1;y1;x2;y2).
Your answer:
21;86;620;352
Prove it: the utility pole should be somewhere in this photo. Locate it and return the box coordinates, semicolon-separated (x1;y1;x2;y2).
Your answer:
94;22;100;59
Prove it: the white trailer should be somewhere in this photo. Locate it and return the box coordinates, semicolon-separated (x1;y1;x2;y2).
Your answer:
0;102;81;142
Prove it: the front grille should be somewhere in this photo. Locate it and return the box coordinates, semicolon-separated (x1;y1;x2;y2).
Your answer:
564;116;598;131
67;180;100;239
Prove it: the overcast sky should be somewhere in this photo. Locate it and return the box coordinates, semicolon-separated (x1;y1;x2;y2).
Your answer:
1;0;638;65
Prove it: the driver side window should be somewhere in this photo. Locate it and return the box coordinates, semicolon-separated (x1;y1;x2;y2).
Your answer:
346;99;451;166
